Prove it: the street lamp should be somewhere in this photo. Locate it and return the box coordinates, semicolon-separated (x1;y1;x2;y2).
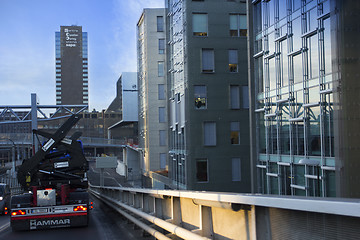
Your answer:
8;139;16;177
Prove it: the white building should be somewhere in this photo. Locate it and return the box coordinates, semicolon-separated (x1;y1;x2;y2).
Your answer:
137;8;168;180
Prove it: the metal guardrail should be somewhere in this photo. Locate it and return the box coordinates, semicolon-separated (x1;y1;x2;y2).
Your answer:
0;176;23;195
80;137;126;147
89;185;360;240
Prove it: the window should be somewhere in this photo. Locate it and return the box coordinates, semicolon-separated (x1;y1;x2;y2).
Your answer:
192;13;208;36
204;122;216;146
196;159;208;182
157;16;164;32
158;84;165;100
201;49;214;73
293;54;302;83
292;0;301;11
242;86;249;109
232;158;241;181
231;122;240;145
229;49;238;72
159;130;166;146
160;153;166;169
158;61;164;77
323;18;332;75
159;107;165;122
230;14;247;37
194;85;207;109
159;39;165;54
230;85;240;109
308;35;319;79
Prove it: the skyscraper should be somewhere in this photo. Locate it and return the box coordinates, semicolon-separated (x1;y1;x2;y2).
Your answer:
55;26;88;106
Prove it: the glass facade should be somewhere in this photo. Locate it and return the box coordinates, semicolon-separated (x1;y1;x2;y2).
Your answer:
252;0;335;197
168;0;186;188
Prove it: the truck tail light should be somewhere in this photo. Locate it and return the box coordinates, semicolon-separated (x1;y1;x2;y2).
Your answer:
4;207;8;215
90;202;93;209
73;205;87;212
11;209;26;216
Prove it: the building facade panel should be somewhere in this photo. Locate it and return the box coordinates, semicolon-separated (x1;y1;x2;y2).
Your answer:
167;0;250;192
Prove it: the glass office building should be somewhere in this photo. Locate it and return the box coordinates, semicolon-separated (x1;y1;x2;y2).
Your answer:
55;26;88;105
248;0;360;198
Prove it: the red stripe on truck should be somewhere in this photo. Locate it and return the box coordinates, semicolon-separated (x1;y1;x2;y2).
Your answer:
11;212;87;220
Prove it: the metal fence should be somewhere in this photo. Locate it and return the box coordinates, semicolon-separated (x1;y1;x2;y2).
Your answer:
0;176;23;195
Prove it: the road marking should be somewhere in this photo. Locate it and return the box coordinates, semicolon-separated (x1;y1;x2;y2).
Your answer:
0;222;10;233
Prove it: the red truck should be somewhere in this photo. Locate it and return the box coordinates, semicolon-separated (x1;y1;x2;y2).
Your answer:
10;114;92;231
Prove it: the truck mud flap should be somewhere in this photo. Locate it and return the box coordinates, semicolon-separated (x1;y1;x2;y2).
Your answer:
11;213;88;231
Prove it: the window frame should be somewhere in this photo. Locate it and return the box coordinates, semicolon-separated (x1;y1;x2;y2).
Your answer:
201;48;215;73
194;85;207;109
192;13;208;37
204;121;216;146
229;49;238;73
230;121;240;145
159;107;166;123
159;38;165;54
158;61;164;77
159;130;166;146
232;158;241;182
196;158;209;182
157;16;164;32
158;84;165;100
230;85;240;109
229;14;247;37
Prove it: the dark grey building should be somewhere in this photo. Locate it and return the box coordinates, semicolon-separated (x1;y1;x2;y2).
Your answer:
247;0;360;198
166;0;250;192
55;26;88;105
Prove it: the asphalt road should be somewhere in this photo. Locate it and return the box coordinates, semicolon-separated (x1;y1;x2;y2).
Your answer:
0;196;152;240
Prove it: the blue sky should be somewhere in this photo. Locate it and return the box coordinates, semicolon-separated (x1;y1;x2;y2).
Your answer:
0;0;164;110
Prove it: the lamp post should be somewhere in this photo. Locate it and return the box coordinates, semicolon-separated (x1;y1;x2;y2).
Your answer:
8;139;16;177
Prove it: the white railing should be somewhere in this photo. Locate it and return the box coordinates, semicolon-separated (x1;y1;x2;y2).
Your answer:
89;185;360;240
